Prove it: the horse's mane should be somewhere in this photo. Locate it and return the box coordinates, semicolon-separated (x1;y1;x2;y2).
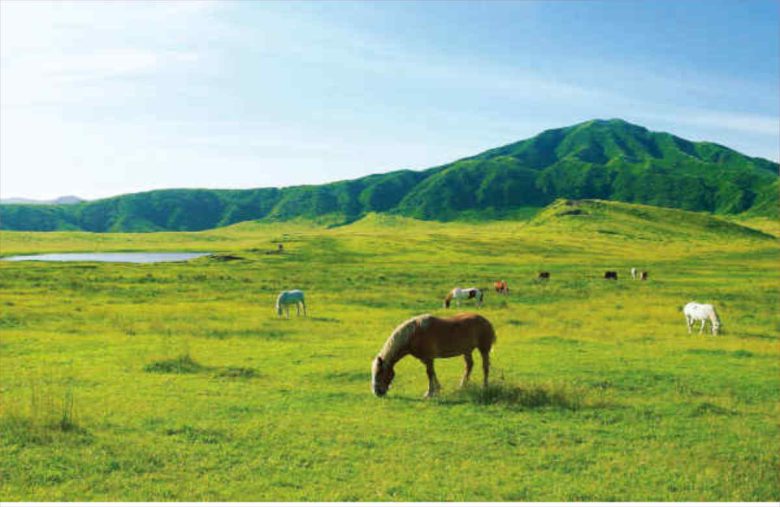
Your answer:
380;314;432;362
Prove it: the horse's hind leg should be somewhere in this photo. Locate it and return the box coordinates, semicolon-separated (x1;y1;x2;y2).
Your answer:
460;352;474;388
302;300;307;316
699;319;706;335
479;348;490;388
423;359;440;398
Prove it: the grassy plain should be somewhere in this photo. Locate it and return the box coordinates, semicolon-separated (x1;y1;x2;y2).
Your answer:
0;200;778;501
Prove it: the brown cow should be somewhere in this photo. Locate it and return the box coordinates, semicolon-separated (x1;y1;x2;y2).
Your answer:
604;271;618;280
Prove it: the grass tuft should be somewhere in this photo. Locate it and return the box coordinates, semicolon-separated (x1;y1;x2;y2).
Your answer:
690;402;739;417
215;366;258;379
0;383;88;445
143;354;206;374
164;424;226;444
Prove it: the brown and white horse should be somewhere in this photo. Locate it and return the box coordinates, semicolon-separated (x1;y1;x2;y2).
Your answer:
444;287;483;308
371;313;496;398
494;280;509;295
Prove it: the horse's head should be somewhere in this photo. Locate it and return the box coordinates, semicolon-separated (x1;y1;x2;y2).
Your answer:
712;319;721;336
371;356;395;397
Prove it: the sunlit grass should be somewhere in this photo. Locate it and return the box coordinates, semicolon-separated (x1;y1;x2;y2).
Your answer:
0;205;778;501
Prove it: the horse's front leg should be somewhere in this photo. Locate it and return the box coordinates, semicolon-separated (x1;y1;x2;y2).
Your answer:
686;316;692;334
423;359;440;398
460;352;474;388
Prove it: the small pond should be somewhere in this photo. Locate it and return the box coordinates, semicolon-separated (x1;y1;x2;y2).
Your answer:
1;252;211;263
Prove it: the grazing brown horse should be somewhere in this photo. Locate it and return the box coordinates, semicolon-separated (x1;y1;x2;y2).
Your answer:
604;271;618;280
494;280;509;295
538;271;550;280
641;271;649;281
371;313;496;398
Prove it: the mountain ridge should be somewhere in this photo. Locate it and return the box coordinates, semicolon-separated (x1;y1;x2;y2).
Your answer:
1;119;777;232
0;195;85;206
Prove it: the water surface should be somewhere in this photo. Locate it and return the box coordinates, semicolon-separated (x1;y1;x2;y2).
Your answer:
2;252;210;263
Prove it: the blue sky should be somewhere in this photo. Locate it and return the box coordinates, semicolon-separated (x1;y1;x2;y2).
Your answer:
1;0;778;200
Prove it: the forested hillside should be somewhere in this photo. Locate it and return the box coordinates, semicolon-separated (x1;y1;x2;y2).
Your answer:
2;119;776;232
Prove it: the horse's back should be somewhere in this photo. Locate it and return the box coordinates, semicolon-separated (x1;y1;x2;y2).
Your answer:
279;289;304;302
411;313;495;358
684;302;713;318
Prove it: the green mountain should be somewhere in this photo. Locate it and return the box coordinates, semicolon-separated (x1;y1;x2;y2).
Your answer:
1;119;776;232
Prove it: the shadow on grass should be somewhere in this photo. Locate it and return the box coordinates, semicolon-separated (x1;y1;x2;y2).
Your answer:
144;354;258;379
398;381;612;411
443;382;586;410
309;316;342;323
0;414;91;446
322;370;366;382
144;354;207;374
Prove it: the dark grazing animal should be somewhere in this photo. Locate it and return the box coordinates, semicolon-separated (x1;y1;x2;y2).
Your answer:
494;280;509;295
604;271;618;280
371;313;496;398
538;271;550;280
641;271;649;280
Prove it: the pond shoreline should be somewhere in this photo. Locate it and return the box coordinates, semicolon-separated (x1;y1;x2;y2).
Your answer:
1;252;212;263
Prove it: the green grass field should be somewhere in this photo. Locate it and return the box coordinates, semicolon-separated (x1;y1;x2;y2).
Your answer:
1;201;778;501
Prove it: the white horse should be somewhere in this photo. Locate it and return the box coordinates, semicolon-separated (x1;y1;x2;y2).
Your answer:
683;302;720;336
276;289;306;318
630;267;638;280
444;287;483;308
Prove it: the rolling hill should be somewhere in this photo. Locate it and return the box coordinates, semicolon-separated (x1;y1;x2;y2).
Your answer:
526;198;774;241
1;119;776;232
